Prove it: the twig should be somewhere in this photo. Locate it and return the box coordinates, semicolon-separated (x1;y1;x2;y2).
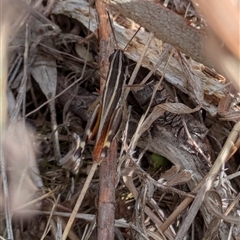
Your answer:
95;2;117;239
49;97;61;160
96;0;110;93
62;163;98;240
40;195;60;240
19;210;130;228
98;141;117;239
123;32;154;100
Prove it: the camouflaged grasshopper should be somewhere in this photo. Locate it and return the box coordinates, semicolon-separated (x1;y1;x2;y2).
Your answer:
76;49;128;164
62;15;139;174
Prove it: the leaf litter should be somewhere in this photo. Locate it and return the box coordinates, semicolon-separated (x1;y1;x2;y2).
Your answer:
1;0;240;239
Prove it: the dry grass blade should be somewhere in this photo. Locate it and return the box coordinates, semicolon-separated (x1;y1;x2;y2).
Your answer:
129;48;175;151
25;76;85;118
11;23;29;122
40;195;60;239
62;163;98;240
123;32;155;99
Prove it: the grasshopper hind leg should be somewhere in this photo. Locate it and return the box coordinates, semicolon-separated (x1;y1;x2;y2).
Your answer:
100;106;123;159
59;104;101;174
74;103;101;159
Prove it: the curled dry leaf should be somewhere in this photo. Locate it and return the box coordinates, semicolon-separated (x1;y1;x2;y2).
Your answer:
30;40;57;99
159;166;192;187
139;102;201;138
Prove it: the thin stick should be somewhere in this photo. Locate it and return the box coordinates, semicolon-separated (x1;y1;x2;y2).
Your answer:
62;163;98;240
107;10;119;49
107;11;141;53
96;5;117;240
123;26;141;52
124;32;154;100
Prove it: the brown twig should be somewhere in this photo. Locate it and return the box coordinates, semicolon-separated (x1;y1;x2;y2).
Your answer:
62;163;98;240
96;0;110;93
98;140;117;240
96;2;117;239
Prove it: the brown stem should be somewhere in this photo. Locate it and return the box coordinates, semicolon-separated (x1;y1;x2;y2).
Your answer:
96;1;116;239
96;0;110;93
97;140;117;240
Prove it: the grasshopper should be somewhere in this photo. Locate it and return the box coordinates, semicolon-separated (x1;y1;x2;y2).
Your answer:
75;49;128;166
69;22;140;174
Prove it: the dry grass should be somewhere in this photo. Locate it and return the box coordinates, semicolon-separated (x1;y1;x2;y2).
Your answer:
1;0;240;240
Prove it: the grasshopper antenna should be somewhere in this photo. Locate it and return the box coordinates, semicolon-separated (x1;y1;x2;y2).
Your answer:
107;10;119;50
107;10;141;52
123;26;141;52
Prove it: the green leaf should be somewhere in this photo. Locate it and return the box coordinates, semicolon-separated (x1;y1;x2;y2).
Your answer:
151;153;169;170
